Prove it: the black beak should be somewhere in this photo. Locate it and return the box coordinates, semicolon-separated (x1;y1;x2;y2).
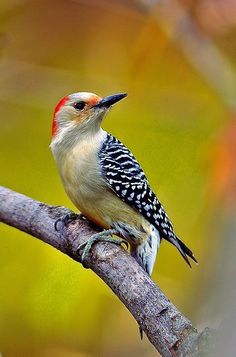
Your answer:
93;93;127;108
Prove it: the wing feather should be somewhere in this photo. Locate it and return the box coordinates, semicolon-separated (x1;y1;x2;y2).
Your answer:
99;134;174;238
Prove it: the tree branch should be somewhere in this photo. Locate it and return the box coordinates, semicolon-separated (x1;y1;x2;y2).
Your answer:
0;186;211;356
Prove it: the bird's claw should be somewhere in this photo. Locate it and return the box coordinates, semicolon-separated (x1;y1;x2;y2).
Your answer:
121;240;129;250
54;212;79;232
76;229;129;268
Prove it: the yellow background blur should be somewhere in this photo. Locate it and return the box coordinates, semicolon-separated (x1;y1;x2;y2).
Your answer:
1;1;236;356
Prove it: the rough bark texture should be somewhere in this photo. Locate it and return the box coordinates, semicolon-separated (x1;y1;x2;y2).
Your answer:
0;186;211;356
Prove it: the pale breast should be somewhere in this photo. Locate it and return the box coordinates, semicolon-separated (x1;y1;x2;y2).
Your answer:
59;139;104;205
57;136;150;237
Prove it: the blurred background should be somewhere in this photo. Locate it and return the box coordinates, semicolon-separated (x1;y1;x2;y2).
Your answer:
1;0;236;356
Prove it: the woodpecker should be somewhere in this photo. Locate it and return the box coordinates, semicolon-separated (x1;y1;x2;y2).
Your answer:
50;92;197;275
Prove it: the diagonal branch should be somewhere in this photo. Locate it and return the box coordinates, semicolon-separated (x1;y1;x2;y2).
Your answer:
0;186;211;356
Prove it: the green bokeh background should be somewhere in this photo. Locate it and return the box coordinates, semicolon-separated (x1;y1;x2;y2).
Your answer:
0;1;231;356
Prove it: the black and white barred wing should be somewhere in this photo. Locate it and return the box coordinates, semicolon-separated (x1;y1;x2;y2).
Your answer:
99;134;197;266
99;134;148;181
98;134;174;238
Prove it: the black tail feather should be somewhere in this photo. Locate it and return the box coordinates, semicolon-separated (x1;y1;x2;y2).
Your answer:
167;235;198;267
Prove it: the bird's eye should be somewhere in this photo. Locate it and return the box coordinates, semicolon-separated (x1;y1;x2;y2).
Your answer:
74;101;86;110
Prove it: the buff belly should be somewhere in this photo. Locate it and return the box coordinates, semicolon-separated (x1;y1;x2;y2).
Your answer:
58;145;151;246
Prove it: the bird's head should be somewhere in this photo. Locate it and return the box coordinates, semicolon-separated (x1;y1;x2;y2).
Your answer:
51;92;127;140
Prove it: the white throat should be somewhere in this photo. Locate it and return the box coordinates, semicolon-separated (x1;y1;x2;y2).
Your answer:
50;122;107;162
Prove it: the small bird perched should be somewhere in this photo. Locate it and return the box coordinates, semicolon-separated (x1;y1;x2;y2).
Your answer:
50;92;197;275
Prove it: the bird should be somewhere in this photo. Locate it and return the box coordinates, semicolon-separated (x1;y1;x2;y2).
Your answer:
50;91;197;276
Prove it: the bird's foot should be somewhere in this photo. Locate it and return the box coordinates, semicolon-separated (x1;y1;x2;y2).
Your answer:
54;212;79;232
77;229;128;268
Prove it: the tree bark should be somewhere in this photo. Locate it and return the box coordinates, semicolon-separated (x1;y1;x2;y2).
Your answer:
0;186;211;356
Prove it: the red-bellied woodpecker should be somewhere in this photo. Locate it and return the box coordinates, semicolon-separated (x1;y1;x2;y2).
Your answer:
50;92;197;276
